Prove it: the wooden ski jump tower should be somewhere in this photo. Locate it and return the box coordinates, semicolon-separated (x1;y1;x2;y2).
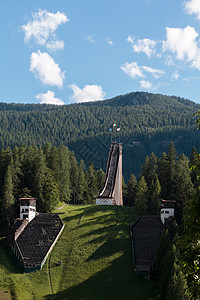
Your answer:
96;142;123;206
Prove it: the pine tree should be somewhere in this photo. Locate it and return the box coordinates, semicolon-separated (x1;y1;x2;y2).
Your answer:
33;150;59;212
134;176;148;215
165;141;176;199
148;174;161;214
122;176;128;205
158;142;177;200
48;146;60;178
20;145;39;193
126;174;137;206
57;146;71;203
141;152;158;187
1;164;15;226
0;147;13;199
156;229;171;273
77;160;87;204
159;244;176;298
96;168;105;194
189;147;198;188
43;142;52;163
85;162;97;203
166;263;191;300
174;154;193;223
69;151;79;204
158;152;168;198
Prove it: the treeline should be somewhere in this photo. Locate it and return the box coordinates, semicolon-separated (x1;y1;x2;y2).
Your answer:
0;91;200;180
0;141;196;228
0;144;105;230
0;141;199;298
0;92;198;149
123;141;194;223
123;141;199;299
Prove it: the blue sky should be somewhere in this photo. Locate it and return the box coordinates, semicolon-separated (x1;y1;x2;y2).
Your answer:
1;0;200;104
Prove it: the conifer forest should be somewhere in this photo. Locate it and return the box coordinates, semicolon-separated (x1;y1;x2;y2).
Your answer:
0;92;200;299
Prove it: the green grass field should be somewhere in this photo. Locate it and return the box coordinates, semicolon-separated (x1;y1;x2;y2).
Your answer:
0;205;160;300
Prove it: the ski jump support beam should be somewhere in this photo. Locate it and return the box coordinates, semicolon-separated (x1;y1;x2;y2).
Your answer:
96;142;123;206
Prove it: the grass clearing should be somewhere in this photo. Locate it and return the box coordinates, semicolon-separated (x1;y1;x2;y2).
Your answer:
0;205;160;299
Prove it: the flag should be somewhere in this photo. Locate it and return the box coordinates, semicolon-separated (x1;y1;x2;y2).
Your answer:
117;128;120;132
113;123;116;127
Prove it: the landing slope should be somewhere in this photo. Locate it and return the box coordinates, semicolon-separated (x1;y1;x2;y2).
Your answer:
0;205;160;299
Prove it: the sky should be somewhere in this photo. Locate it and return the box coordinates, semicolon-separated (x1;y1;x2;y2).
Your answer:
1;0;200;105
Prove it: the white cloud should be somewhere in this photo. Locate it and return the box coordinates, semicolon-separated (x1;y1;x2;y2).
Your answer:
127;35;157;57
46;40;64;51
121;62;144;79
36;90;65;105
163;26;200;70
106;37;113;45
86;35;95;44
165;55;174;66
171;71;180;80
184;0;200;20
140;80;153;90
69;84;105;103
22;9;68;48
30;51;65;87
142;66;165;78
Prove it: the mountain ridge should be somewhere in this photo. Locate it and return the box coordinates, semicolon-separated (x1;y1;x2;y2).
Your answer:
0;91;200;180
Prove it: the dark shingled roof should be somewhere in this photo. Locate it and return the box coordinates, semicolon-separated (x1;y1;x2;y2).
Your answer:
131;216;164;272
7;219;25;244
10;213;64;271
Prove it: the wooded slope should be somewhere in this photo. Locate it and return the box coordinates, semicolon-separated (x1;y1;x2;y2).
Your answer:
1;91;199;179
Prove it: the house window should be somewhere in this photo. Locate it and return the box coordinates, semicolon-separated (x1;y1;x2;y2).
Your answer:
23;214;28;219
165;211;169;214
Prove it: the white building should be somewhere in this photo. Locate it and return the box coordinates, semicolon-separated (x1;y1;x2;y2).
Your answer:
19;198;36;222
160;200;175;225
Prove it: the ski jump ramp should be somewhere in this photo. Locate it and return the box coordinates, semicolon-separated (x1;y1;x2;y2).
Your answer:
96;142;123;206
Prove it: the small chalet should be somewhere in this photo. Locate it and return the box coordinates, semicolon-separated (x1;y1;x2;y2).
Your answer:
7;198;64;272
130;200;175;276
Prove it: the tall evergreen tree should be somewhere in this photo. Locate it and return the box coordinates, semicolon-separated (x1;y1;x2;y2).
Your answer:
158;142;177;200
0;147;13;199
148;174;161;214
33;150;59;211
141;152;158;187
122;176;128;205
166;263;191;300
174;154;193;223
189;147;198;188
126;174;137;206
57;146;71;203
69;151;79;204
77;160;87;204
1;164;15;226
134;176;148;215
165;141;177;199
159;244;176;298
85;162;97;203
96;168;105;194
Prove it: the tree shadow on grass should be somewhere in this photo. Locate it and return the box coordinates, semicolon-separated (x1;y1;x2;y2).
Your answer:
44;253;160;300
0;242;21;274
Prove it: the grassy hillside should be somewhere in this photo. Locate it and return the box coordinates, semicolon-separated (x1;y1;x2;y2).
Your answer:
0;205;160;300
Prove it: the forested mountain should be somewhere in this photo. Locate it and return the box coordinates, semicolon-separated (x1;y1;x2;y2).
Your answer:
0;91;200;180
